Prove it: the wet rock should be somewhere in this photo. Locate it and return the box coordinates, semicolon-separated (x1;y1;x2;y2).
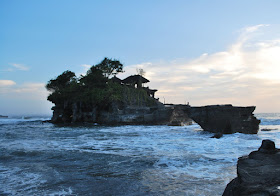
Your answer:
258;139;276;153
261;128;277;132
168;105;193;126
187;104;260;134
223;140;280;196
158;163;168;168
211;133;223;139
168;120;184;126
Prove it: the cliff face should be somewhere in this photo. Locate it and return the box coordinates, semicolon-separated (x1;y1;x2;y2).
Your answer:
98;103;173;125
187;105;260;134
167;105;193;126
51;103;260;131
50;89;174;125
223;140;280;196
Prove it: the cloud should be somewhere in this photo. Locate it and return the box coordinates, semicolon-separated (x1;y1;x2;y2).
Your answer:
10;63;29;71
0;80;16;87
0;82;48;99
244;24;269;33
13;83;46;93
0;63;30;72
118;24;280;112
0;82;53;115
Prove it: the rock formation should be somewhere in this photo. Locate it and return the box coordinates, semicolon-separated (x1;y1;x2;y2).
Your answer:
223;140;280;196
46;61;260;129
51;98;174;125
186;104;260;134
167;104;193;126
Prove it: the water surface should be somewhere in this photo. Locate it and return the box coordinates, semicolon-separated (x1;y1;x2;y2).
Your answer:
1;113;280;195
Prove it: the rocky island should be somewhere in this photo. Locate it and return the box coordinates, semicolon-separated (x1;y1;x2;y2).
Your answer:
46;58;178;125
46;57;260;134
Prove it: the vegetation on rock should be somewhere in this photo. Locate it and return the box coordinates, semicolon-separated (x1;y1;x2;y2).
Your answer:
46;57;158;123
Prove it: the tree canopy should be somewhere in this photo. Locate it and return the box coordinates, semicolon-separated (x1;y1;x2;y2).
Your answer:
46;58;124;106
46;70;76;92
95;57;124;78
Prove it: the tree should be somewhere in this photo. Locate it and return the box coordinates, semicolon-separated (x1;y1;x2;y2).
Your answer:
46;70;76;92
46;70;77;104
45;58;124;106
95;57;124;78
79;66;107;88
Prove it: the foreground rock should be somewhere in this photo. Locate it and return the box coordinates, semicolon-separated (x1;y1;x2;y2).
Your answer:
187;104;260;134
223;140;280;196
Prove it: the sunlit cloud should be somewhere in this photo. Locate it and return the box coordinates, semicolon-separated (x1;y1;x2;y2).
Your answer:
0;63;29;72
0;82;52;115
0;80;16;87
119;24;280;112
244;24;269;33
0;82;48;99
10;63;29;71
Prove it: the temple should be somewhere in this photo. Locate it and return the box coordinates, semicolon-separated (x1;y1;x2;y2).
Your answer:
111;74;158;98
122;75;149;88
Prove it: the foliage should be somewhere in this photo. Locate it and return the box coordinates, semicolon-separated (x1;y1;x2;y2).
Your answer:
79;66;107;88
95;57;124;78
46;58;125;107
46;70;78;104
46;58;155;113
46;70;76;92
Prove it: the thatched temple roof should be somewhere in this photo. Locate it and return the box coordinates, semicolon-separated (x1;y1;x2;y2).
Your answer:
110;76;122;84
122;75;150;84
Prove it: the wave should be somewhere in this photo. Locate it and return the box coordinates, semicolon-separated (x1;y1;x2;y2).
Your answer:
259;118;280;125
0;117;51;125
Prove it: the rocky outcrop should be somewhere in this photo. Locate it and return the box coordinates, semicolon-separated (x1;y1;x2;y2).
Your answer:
167;105;193;126
186;104;260;134
223;140;280;196
98;104;173;125
51;100;174;125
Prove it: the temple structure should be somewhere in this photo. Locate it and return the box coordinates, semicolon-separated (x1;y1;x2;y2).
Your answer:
122;75;149;88
111;75;158;98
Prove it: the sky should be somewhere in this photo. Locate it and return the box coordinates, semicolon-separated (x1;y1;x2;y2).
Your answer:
1;0;280;115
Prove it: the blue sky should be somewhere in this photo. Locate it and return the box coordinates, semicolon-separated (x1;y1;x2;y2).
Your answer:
1;0;280;115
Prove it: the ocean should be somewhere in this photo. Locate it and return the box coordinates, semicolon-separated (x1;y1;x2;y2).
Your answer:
1;113;280;196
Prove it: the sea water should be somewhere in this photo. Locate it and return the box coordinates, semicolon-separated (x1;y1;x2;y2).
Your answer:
1;113;280;196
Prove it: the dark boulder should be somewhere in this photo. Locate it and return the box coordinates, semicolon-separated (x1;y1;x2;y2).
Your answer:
186;104;260;134
261;128;277;132
223;140;280;196
211;133;223;139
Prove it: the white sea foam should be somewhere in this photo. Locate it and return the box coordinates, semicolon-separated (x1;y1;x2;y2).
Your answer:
49;187;74;196
0;116;50;125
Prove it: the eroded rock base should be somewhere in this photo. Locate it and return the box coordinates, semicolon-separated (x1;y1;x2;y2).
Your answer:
223;140;280;196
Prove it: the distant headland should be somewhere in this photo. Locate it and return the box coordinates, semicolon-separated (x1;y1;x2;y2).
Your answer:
46;57;260;134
